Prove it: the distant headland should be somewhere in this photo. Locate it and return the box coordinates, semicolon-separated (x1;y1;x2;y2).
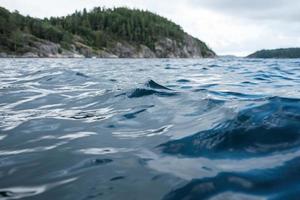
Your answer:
247;48;300;59
0;6;216;58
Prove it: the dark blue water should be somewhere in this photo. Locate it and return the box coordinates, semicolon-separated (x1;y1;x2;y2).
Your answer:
1;58;300;200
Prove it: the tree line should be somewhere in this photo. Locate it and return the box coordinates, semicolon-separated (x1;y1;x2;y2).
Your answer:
248;48;300;58
0;6;185;53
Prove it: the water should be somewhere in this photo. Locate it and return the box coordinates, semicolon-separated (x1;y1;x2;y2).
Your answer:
1;58;300;200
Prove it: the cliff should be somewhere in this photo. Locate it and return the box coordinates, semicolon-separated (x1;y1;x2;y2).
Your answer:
0;7;215;58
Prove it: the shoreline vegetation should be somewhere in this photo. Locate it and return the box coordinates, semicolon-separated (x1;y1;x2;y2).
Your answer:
0;6;216;58
248;48;300;59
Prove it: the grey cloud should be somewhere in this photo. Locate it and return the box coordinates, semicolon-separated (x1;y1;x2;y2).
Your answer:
188;0;300;21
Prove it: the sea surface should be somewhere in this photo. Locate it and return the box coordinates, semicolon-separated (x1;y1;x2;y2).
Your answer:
1;58;300;200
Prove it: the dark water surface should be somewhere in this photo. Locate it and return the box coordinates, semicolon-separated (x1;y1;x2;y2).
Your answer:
1;58;300;200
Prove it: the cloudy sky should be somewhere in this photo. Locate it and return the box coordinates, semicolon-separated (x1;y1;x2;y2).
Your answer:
1;0;300;56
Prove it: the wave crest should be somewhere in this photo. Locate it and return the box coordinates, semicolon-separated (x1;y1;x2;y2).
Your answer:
128;80;176;98
159;97;300;157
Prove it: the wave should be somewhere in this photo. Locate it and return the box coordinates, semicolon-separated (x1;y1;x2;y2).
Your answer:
2;59;300;199
17;69;90;86
176;79;191;83
162;155;300;200
159;97;300;157
145;80;172;90
128;80;177;98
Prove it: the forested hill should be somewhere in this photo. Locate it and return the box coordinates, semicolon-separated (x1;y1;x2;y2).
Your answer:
247;48;300;59
0;6;216;58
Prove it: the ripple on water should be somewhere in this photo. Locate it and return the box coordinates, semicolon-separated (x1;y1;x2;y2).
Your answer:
0;178;76;200
78;148;132;155
176;79;191;83
0;135;7;141
113;125;172;139
56;158;113;177
162;155;300;199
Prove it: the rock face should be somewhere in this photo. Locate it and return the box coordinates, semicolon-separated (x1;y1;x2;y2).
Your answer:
0;33;215;58
154;35;215;58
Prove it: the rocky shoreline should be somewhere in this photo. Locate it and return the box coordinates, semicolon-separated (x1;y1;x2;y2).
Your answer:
0;34;216;59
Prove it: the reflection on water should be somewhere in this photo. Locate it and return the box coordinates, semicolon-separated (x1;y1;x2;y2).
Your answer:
1;58;300;199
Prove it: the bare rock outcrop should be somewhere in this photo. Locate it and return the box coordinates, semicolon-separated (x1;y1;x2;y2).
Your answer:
0;34;215;58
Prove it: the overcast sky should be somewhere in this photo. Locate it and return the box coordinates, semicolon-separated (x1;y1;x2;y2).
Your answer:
1;0;300;56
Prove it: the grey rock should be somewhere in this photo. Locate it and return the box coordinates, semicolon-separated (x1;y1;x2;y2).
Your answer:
34;41;60;57
112;42;136;58
1;33;215;58
96;50;118;58
21;52;39;58
138;45;156;58
0;52;7;58
154;34;215;58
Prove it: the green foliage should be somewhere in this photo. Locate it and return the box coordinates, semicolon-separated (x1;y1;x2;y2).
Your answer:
0;6;211;55
50;7;185;50
60;32;73;50
10;30;23;51
94;31;108;48
248;48;300;58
